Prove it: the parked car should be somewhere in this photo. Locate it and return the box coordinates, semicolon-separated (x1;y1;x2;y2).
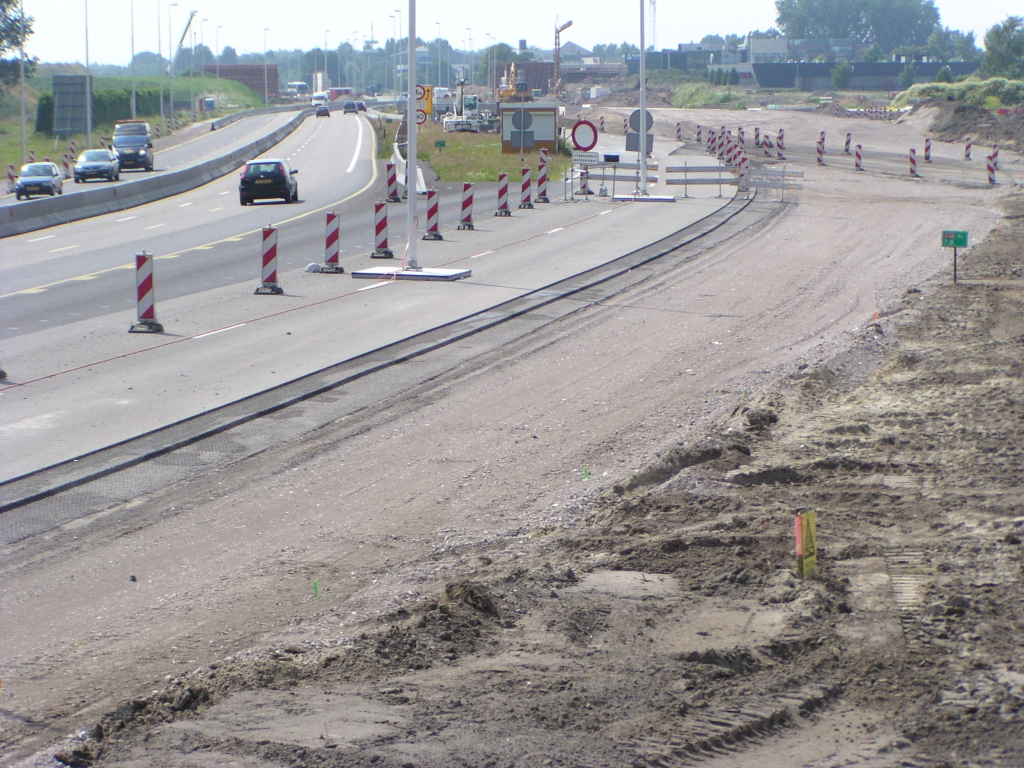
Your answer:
74;149;120;182
315;104;331;117
15;162;63;199
238;158;298;205
356;100;367;111
342;100;358;114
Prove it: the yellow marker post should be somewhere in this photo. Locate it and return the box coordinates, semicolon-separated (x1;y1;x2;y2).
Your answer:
795;511;818;578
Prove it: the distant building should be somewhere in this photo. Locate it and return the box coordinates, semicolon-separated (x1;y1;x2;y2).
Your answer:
719;60;982;91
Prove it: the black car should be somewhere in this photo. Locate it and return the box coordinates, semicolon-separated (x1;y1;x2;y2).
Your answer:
239;158;298;205
74;149;120;182
315;104;331;117
112;133;154;171
15;162;64;199
356;100;367;111
342;100;358;114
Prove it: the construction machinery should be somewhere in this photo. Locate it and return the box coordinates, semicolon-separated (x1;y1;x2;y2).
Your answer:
442;67;485;132
553;19;572;98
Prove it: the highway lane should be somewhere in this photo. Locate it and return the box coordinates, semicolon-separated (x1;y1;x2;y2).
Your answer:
0;139;735;480
1;111;376;340
0;110;303;204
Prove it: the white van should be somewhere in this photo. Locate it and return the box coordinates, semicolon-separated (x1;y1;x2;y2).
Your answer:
311;92;328;107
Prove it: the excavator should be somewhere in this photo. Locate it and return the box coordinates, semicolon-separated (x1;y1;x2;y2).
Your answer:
442;67;485;133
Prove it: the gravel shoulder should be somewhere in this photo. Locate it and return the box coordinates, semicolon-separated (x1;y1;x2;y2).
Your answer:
2;111;1022;768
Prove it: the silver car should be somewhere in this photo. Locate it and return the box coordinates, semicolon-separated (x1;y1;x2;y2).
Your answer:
15;162;64;200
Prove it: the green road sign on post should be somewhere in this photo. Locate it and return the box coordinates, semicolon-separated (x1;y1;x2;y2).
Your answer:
941;230;968;248
942;230;968;284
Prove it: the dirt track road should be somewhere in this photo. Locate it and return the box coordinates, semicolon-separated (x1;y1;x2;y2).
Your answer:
2;108;1022;768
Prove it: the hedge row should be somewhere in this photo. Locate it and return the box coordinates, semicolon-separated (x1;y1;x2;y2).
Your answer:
894;77;1024;107
34;88;167;134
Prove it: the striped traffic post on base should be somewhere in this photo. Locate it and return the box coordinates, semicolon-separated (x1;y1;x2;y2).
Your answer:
696;125;702;143
763;142;772;159
386;162;401;202
676;122;682;142
128;251;164;333
519;167;533;209
987;155;996;185
777;144;785;161
816;140;824;166
738;126;745;146
754;126;761;146
778;129;785;151
255;226;284;294
844;133;852;154
599;116;604;132
965;138;972;160
991;144;998;170
537;149;550;203
495;173;511;216
579;168;589;197
423;189;443;240
819;131;826;152
28;149;34;162
458;183;475;229
909;148;918;177
924;138;932;163
6;164;15;192
372;202;394;257
622;117;628;135
321;211;344;273
834;103;840;117
855;144;863;171
155;124;161;138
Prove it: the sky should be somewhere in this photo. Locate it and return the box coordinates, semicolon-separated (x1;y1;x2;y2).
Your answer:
18;0;1018;66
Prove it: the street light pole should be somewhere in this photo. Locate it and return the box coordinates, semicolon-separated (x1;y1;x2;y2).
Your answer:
324;29;329;88
157;1;164;135
263;28;269;106
466;27;472;84
130;0;136;118
395;9;402;93
19;0;27;164
215;25;222;113
84;0;92;148
637;0;648;194
406;0;418;270
200;18;207;115
168;2;176;131
389;16;395;95
436;22;441;88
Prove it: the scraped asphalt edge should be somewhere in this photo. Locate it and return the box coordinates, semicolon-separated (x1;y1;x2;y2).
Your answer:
0;108;314;239
0;192;760;515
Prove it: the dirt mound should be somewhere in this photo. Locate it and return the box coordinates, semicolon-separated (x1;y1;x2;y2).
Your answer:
921;99;1024;151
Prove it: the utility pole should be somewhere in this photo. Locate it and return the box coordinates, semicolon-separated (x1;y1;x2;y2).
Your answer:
263;27;269;106
638;0;648;195
85;0;92;149
157;1;164;135
19;0;27;164
215;25;221;113
168;2;176;131
130;0;136;118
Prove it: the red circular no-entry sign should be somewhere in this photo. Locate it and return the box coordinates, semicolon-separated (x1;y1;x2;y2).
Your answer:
571;119;598;152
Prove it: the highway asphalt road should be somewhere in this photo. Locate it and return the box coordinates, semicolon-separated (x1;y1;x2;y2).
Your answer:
0;110;303;204
0;122;733;482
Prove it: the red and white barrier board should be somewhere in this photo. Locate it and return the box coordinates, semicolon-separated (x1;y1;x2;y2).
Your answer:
386;161;401;202
423;189;443;240
128;251;164;332
458;182;474;230
519;167;533;209
924;137;932;163
372;201;394;257
909;148;918;177
255;226;284;294
319;210;344;273
965;138;972;161
495;172;511;216
855;144;863;171
537;149;549;203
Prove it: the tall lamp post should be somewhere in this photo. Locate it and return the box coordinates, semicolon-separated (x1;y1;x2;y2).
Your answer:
394;8;402;93
130;0;136;118
84;0;92;148
19;0;27;164
389;16;395;94
406;0;418;270
262;28;269;106
200;18;207;115
637;0;648;195
157;1;164;134
167;2;177;130
435;22;441;88
324;29;329;89
466;27;472;84
215;25;222;112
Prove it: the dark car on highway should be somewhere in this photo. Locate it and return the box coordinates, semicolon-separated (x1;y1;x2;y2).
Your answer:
315;104;331;117
74;149;120;182
112;133;154;171
238;158;298;205
356;100;367;111
14;162;64;200
342;100;358;114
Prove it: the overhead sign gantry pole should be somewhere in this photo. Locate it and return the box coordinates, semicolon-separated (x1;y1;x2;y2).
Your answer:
406;0;420;270
637;0;648;195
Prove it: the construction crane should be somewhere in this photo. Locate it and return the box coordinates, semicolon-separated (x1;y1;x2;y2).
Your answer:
553;19;572;99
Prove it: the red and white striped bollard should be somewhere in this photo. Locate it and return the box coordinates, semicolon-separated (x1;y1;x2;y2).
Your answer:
128;251;164;332
28;149;35;162
579;167;589;197
986;155;996;185
495;172;511;216
7;163;16;191
754;126;761;146
676;122;682;142
738;126;745;146
924;137;932;163
537;149;549;203
458;182;474;229
255;227;284;294
844;133;851;154
909;148;918;177
816;140;824;166
599;116;604;132
623;117;628;135
964;138;972;161
991;144;998;170
519;166;533;209
819;131;826;153
777;129;784;151
386;162;400;202
372;202;394;257
696;125;702;143
855;144;863;171
321;210;344;273
423;189;443;240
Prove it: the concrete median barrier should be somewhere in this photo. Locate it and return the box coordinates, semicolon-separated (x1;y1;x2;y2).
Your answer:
0;108;314;240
